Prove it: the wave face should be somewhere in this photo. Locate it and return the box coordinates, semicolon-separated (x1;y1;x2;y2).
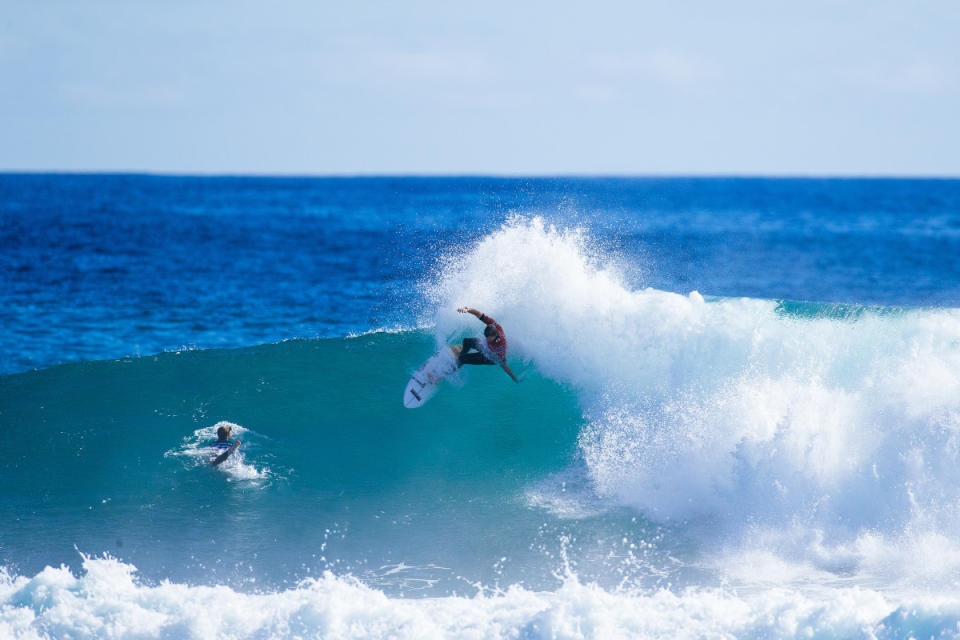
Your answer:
6;213;960;637
0;331;590;592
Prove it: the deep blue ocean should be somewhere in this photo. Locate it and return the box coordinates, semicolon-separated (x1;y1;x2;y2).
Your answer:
4;174;960;638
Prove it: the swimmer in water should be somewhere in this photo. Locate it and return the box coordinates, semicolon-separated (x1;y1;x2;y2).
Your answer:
209;424;242;467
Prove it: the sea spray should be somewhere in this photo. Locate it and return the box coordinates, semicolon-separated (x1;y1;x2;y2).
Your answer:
428;218;960;584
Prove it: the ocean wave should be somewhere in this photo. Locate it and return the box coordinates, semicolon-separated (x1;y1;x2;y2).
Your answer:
7;217;960;599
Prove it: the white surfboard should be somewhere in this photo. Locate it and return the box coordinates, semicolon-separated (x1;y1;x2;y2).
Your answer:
404;345;461;408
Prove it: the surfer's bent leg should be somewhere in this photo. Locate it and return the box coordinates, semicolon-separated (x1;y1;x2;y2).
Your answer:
459;337;477;364
458;338;496;366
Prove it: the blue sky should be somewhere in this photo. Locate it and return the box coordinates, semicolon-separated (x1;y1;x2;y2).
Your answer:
2;1;958;175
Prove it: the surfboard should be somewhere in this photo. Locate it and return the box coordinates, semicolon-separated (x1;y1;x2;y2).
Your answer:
404;345;461;408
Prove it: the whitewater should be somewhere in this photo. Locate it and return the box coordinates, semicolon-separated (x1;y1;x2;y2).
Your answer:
5;179;960;637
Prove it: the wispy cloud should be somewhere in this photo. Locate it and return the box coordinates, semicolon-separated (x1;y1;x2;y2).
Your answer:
840;60;954;94
376;50;492;81
585;49;719;89
62;83;187;110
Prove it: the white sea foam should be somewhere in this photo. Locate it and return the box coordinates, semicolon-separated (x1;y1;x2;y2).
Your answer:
3;556;960;640
345;322;430;339
430;218;960;585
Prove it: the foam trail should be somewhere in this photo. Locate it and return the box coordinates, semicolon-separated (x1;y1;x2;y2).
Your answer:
429;218;960;581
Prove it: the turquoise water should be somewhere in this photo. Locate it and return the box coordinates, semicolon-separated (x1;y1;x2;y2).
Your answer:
5;332;676;596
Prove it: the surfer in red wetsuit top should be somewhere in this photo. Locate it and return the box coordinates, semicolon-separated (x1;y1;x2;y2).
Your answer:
456;307;519;383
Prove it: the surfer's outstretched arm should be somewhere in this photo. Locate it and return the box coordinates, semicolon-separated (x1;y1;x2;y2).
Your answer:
458;307;500;328
457;307;483;320
501;362;519;383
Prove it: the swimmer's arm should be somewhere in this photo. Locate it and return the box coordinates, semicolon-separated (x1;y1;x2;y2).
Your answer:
501;362;519;383
211;440;241;467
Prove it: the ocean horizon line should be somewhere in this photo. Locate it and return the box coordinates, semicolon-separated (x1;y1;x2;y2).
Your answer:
2;170;959;181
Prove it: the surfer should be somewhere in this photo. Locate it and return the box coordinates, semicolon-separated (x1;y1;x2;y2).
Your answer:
209;424;242;467
456;307;519;383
